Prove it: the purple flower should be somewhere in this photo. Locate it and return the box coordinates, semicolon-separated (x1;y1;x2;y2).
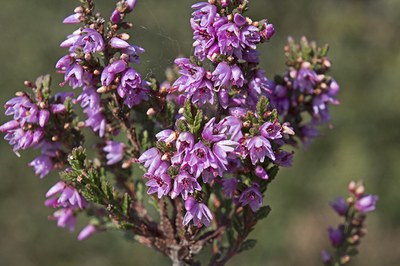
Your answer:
139;148;163;174
173;58;206;95
274;150;294;167
171;171;201;200
241;25;261;49
192;80;214;106
126;0;138;12
191;2;217;28
328;226;345;247
213;140;238;171
63;13;81;24
101;60;127;86
246;136;275;165
144;164;171;199
156;129;177;143
355;195;378;213
117;68;148;108
321;250;332;264
62;63;87;89
46;181;86;209
260;22;275;41
231;65;244;87
29;155;53;178
222;178;239;198
217;22;241;57
212;62;232;88
110;9;122;24
78;225;98;241
183;196;213;227
76;87;107;137
294;68;318;93
259;122;282;140
103;141;125;165
248;70;272;96
110;37;130;49
122;45;145;64
330;197;348;216
176;132;195;152
255;166;269;180
49;207;76;232
185;142;216;178
74;28;105;54
239;184;263;212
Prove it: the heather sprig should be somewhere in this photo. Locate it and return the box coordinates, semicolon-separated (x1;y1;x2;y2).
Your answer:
322;181;378;266
0;0;378;265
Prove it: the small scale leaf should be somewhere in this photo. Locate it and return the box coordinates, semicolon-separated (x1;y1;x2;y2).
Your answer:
255;206;272;221
121;193;131;216
183;100;194;125
239;239;257;253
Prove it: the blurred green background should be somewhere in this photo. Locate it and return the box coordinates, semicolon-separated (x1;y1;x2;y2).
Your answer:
0;0;399;265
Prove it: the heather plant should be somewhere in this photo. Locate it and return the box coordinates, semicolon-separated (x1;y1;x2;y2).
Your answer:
0;0;378;265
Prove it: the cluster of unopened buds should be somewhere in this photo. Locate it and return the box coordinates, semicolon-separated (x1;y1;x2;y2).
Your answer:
322;182;378;266
0;0;377;265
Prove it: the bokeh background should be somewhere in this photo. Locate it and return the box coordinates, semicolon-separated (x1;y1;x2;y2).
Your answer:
0;0;399;265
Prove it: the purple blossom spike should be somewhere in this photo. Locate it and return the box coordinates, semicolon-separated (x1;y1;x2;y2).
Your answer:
183;196;213;227
103;141;125;165
239;184;263;212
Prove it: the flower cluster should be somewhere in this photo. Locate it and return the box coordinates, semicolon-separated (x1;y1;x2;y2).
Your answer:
57;0;148;137
0;77;77;178
45;181;87;232
269;37;340;145
139;97;293;227
322;181;378;265
171;1;275;114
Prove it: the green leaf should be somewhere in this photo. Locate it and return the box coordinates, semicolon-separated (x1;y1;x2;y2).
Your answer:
256;96;269;121
176;119;188;132
232;216;244;235
121;193;130;216
183;100;194;125
239;239;257;253
267;165;280;181
102;181;114;201
191;109;203;134
255;206;272;221
68;147;87;171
